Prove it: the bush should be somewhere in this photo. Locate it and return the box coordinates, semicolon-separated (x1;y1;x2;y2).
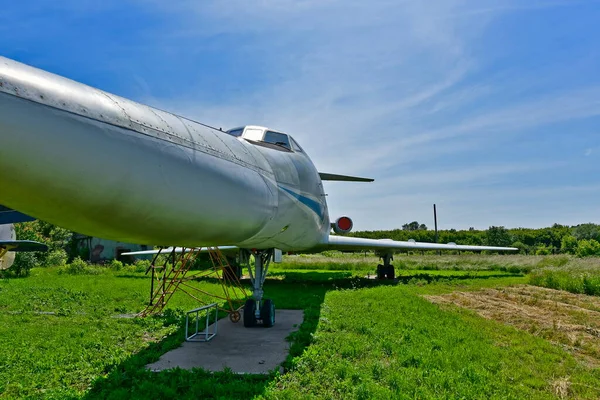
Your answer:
58;257;101;275
133;259;151;273
109;259;123;271
536;255;569;268
62;257;88;274
9;252;37;277
576;239;600;257
45;249;68;267
535;245;552;256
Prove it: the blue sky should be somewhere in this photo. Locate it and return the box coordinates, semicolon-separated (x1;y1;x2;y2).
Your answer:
2;0;599;230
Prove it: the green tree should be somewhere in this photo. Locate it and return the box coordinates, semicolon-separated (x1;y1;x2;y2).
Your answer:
560;235;578;255
486;226;512;247
573;223;600;242
402;221;421;231
511;241;529;255
576;239;600;257
10;221;75;274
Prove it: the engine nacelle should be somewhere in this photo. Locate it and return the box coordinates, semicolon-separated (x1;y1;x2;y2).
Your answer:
332;216;353;235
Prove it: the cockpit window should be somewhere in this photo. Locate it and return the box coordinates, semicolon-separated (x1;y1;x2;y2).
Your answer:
290;137;303;152
244;128;264;141
263;131;291;151
226;128;244;137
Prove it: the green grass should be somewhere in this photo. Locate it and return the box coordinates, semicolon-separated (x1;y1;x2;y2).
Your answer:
262;284;600;399
530;263;600;296
1;256;599;399
280;253;598;274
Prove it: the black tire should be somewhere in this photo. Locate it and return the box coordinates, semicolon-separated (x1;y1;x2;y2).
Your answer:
386;265;395;280
243;299;257;327
376;264;386;280
261;299;275;328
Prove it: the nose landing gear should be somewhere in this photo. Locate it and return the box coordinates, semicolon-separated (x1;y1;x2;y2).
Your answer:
243;249;276;328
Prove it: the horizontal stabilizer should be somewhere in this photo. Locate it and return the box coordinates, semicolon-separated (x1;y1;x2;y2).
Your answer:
0;205;35;224
319;173;374;182
0;240;48;252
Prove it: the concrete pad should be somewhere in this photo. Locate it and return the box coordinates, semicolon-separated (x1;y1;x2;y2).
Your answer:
147;309;304;374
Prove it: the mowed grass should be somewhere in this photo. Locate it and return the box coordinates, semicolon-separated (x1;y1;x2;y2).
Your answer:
263;284;600;399
0;255;598;398
0;267;334;399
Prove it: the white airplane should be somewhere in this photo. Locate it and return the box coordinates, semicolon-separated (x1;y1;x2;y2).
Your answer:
0;56;515;326
0;207;47;270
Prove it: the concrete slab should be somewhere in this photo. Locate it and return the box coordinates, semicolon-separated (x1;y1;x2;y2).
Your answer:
146;309;304;374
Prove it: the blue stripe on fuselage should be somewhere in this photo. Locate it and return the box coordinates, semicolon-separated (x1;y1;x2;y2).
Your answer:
279;186;324;220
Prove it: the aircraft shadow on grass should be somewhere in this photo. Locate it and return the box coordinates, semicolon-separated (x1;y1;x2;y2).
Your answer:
84;270;521;398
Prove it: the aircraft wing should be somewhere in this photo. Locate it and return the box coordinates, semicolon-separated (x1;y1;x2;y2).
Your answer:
121;246;238;256
0;205;36;224
323;235;517;252
0;240;48;252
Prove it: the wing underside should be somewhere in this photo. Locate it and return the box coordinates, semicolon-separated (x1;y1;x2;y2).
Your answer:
323;235;517;252
122;237;516;257
121;246;238;256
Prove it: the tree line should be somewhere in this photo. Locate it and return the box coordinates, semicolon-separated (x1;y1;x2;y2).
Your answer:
349;222;600;257
4;220;600;277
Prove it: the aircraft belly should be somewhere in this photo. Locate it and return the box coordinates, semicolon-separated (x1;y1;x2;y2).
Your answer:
0;93;275;246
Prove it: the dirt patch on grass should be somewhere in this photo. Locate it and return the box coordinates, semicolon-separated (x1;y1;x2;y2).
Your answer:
426;285;600;367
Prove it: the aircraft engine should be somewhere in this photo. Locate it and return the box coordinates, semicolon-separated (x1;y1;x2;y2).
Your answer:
332;216;353;235
0;224;16;270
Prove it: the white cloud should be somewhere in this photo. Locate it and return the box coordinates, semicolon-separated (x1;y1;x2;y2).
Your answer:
133;0;600;229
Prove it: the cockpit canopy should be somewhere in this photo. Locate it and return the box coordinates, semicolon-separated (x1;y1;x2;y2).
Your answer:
226;125;303;153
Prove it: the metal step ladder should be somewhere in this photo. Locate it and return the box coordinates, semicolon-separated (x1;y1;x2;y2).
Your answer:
138;247;248;321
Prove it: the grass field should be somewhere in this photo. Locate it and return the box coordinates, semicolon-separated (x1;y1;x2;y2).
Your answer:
529;257;600;296
1;255;599;399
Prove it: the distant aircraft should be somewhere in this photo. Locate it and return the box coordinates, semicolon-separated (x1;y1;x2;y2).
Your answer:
0;56;515;325
0;207;48;270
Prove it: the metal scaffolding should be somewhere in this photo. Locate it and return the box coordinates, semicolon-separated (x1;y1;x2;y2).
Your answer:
139;247;248;322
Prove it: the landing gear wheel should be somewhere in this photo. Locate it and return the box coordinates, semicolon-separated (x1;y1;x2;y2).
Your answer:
243;299;257;327
261;299;275;328
386;265;395;280
229;311;241;323
376;264;385;280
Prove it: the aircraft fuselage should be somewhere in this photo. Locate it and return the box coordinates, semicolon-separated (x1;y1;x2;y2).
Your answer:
0;57;330;250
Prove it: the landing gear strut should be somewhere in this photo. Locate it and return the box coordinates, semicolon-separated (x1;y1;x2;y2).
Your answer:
377;253;395;280
243;249;275;328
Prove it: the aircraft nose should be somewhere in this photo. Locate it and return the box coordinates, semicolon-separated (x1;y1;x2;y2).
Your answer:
0;56;277;246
